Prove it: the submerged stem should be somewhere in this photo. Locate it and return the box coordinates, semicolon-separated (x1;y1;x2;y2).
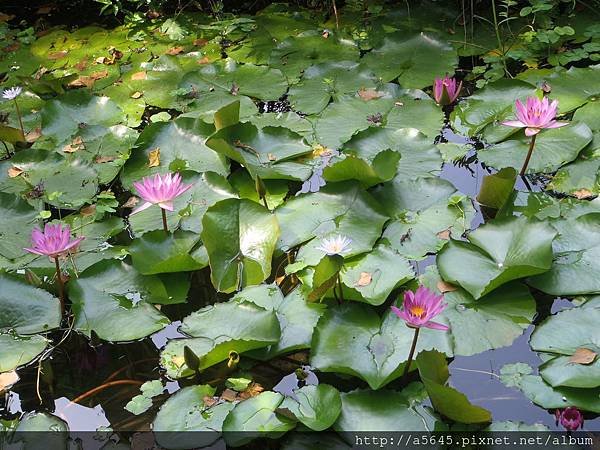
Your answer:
337;272;344;303
519;133;537;178
54;257;65;315
402;327;420;384
161;208;169;233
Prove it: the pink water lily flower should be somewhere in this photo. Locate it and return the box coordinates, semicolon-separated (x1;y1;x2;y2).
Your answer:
555;407;584;431
24;223;84;258
131;172;193;215
502;96;568;137
433;75;462;106
391;286;449;330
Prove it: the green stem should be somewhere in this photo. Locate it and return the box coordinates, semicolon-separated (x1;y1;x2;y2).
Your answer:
161;208;169;234
402;327;420;384
519;133;537;177
13;99;25;139
337;272;344;303
54;257;65;315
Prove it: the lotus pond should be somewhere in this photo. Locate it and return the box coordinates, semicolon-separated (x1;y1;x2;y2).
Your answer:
1;0;600;447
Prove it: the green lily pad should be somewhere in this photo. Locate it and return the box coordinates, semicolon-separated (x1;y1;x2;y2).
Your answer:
334;385;440;432
322;150;400;188
530;305;600;388
206;122;313;181
517;65;600;113
68;260;181;342
361;32;457;88
120;117;229;189
281;384;342;431
478;122;593;174
0;193;39;268
160;297;280;378
0;273;61;335
202;198;280;293
437;216;556;299
180;59;288;101
339;244;415;305
153;384;233;449
229;169;288;210
0;333;48;373
11;412;68;450
500;363;600;413
129;229;208;275
222;391;296;447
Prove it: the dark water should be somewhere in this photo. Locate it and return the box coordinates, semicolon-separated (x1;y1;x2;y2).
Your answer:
2;130;599;434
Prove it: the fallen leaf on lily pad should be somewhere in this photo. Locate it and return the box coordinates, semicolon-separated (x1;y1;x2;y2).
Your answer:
131;71;147;81
166;46;184;55
63;136;85;153
238;382;264;400
130;91;143;99
436;229;451;240
221;389;238;402
356;271;372;287
95;155;118;163
437;280;457;293
80;205;96;217
572;189;595;200
26;128;42;143
197;57;210;65
48;50;68;60
8;166;23;178
358;88;384;101
569;347;597;365
148;148;160;167
203;396;218;407
194;38;208;46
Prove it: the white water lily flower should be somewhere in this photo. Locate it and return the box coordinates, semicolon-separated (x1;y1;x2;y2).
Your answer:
2;86;22;100
316;234;352;256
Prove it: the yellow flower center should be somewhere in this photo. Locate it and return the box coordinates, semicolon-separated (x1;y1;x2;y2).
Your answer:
410;305;426;318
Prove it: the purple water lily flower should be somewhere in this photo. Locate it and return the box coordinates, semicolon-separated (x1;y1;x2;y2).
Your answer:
131;172;193;215
502;96;568;137
556;407;584;431
433;75;462;106
391;286;449;331
24;223;84;259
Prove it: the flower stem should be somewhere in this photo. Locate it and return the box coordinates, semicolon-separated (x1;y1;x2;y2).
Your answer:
519;133;537;177
13;99;25;138
262;196;269;210
161;208;168;234
337;272;344;302
54;257;65;315
402;327;420;384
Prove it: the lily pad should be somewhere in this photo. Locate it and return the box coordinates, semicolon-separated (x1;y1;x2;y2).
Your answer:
201;198;280;293
437;216;556;299
153;384;234;449
0;333;48;373
281;384;342;431
160;297;280;378
68;260;181;342
222;391;297;447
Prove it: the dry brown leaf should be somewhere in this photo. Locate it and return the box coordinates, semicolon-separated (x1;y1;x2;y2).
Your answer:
267;153;277;161
91;70;109;80
238;382;264;400
436;229;451;240
356;271;372;287
437;280;458;293
220;389;238;402
130;91;143;99
131;71;147;81
80;205;96;217
95;155;117;163
0;371;19;393
569;347;597;365
148;148;160;167
275;275;285;286
358;88;384;101
95;56;107;65
63;136;84;153
74;58;88;71
203;396;218;407
48;50;68;60
166;46;184;55
122;196;139;208
197;56;210;65
69;76;95;88
572;188;594;200
26;128;42;143
194;38;208;47
8;166;23;178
